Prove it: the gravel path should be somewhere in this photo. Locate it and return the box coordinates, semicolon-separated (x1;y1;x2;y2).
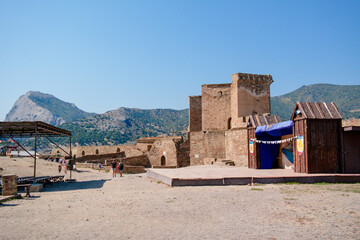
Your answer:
0;157;359;239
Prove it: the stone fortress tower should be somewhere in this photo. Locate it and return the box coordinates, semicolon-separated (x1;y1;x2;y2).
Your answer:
188;72;273;166
55;72;274;169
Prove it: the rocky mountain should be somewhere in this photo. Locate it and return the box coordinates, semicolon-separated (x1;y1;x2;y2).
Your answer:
5;91;96;125
271;84;360;120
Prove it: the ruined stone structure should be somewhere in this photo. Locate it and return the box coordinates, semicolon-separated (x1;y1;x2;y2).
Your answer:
51;72;272;169
147;136;190;168
52;135;190;168
189;72;273;166
52;143;148;159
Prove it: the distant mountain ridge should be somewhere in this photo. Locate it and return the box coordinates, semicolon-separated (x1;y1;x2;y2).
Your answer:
271;84;360;120
59;107;189;146
5;91;96;125
4;84;359;148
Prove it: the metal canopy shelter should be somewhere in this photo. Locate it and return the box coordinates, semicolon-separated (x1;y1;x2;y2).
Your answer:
0;121;72;182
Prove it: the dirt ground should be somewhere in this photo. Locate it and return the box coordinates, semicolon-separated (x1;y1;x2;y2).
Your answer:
0;156;359;240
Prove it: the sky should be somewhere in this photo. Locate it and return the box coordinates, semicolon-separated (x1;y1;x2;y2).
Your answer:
1;0;359;120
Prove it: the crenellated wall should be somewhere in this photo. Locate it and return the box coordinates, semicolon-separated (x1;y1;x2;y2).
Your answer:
231;73;273;128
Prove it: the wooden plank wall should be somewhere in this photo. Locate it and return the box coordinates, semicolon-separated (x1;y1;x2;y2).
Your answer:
294;118;342;173
306;120;341;173
247;128;260;169
293;119;306;173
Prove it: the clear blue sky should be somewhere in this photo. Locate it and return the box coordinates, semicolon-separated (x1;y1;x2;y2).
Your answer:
1;0;359;120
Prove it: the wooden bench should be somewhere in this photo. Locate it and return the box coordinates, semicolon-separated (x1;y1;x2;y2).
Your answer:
17;176;34;184
34;176;52;184
49;175;64;182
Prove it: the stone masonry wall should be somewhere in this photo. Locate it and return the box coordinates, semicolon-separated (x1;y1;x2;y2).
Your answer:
189;96;202;132
75;154;149;167
225;128;248;166
178;138;190;167
204;130;226;159
231;73;273;129
147;139;179;167
56;145;146;159
190;130;226;165
189;131;205;165
74;152;126;163
122;154;150;167
76;163;145;174
201;84;231;131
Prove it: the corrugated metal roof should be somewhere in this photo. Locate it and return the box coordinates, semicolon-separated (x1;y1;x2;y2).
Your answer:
291;102;343;120
248;114;282;128
0;121;72;138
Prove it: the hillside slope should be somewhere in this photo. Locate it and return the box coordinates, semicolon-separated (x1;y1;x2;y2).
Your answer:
5;91;96;125
271;84;360;120
59;107;189;146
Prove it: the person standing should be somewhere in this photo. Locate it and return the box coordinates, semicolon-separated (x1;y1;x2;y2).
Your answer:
98;162;102;172
119;160;124;177
63;160;68;175
111;160;117;177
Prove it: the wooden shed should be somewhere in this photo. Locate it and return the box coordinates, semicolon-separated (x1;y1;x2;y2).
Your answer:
342;126;360;173
291;102;343;173
247;114;281;169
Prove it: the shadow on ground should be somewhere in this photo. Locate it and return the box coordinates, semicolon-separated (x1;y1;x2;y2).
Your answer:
42;179;110;192
0;203;19;207
72;169;91;173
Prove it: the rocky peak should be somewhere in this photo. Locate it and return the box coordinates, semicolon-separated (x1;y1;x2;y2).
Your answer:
5;91;96;125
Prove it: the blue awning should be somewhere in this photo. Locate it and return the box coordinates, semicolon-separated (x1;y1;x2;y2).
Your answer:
255;120;293;137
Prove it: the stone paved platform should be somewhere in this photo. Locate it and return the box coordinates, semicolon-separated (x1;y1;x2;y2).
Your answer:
147;165;360;186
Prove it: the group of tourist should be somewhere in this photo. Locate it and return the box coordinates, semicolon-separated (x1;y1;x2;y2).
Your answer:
57;158;124;177
58;158;68;175
111;160;124;177
90;160;124;177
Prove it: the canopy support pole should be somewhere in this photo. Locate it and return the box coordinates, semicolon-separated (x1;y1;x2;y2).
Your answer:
34;122;38;183
45;136;71;157
8;137;35;159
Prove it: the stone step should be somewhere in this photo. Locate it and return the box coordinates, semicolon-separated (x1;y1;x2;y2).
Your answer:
204;158;235;166
221;160;235;166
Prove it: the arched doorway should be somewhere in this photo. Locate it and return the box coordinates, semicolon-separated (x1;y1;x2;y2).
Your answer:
227;118;232;129
82;151;85;156
95;149;99;155
161;156;166;166
116;148;120;153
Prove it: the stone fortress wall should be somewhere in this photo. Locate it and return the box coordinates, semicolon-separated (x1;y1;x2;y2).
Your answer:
52;144;147;160
52;72;273;169
52;136;189;169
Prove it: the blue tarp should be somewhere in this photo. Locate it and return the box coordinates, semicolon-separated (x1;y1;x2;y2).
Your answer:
255;120;293;137
255;121;293;169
